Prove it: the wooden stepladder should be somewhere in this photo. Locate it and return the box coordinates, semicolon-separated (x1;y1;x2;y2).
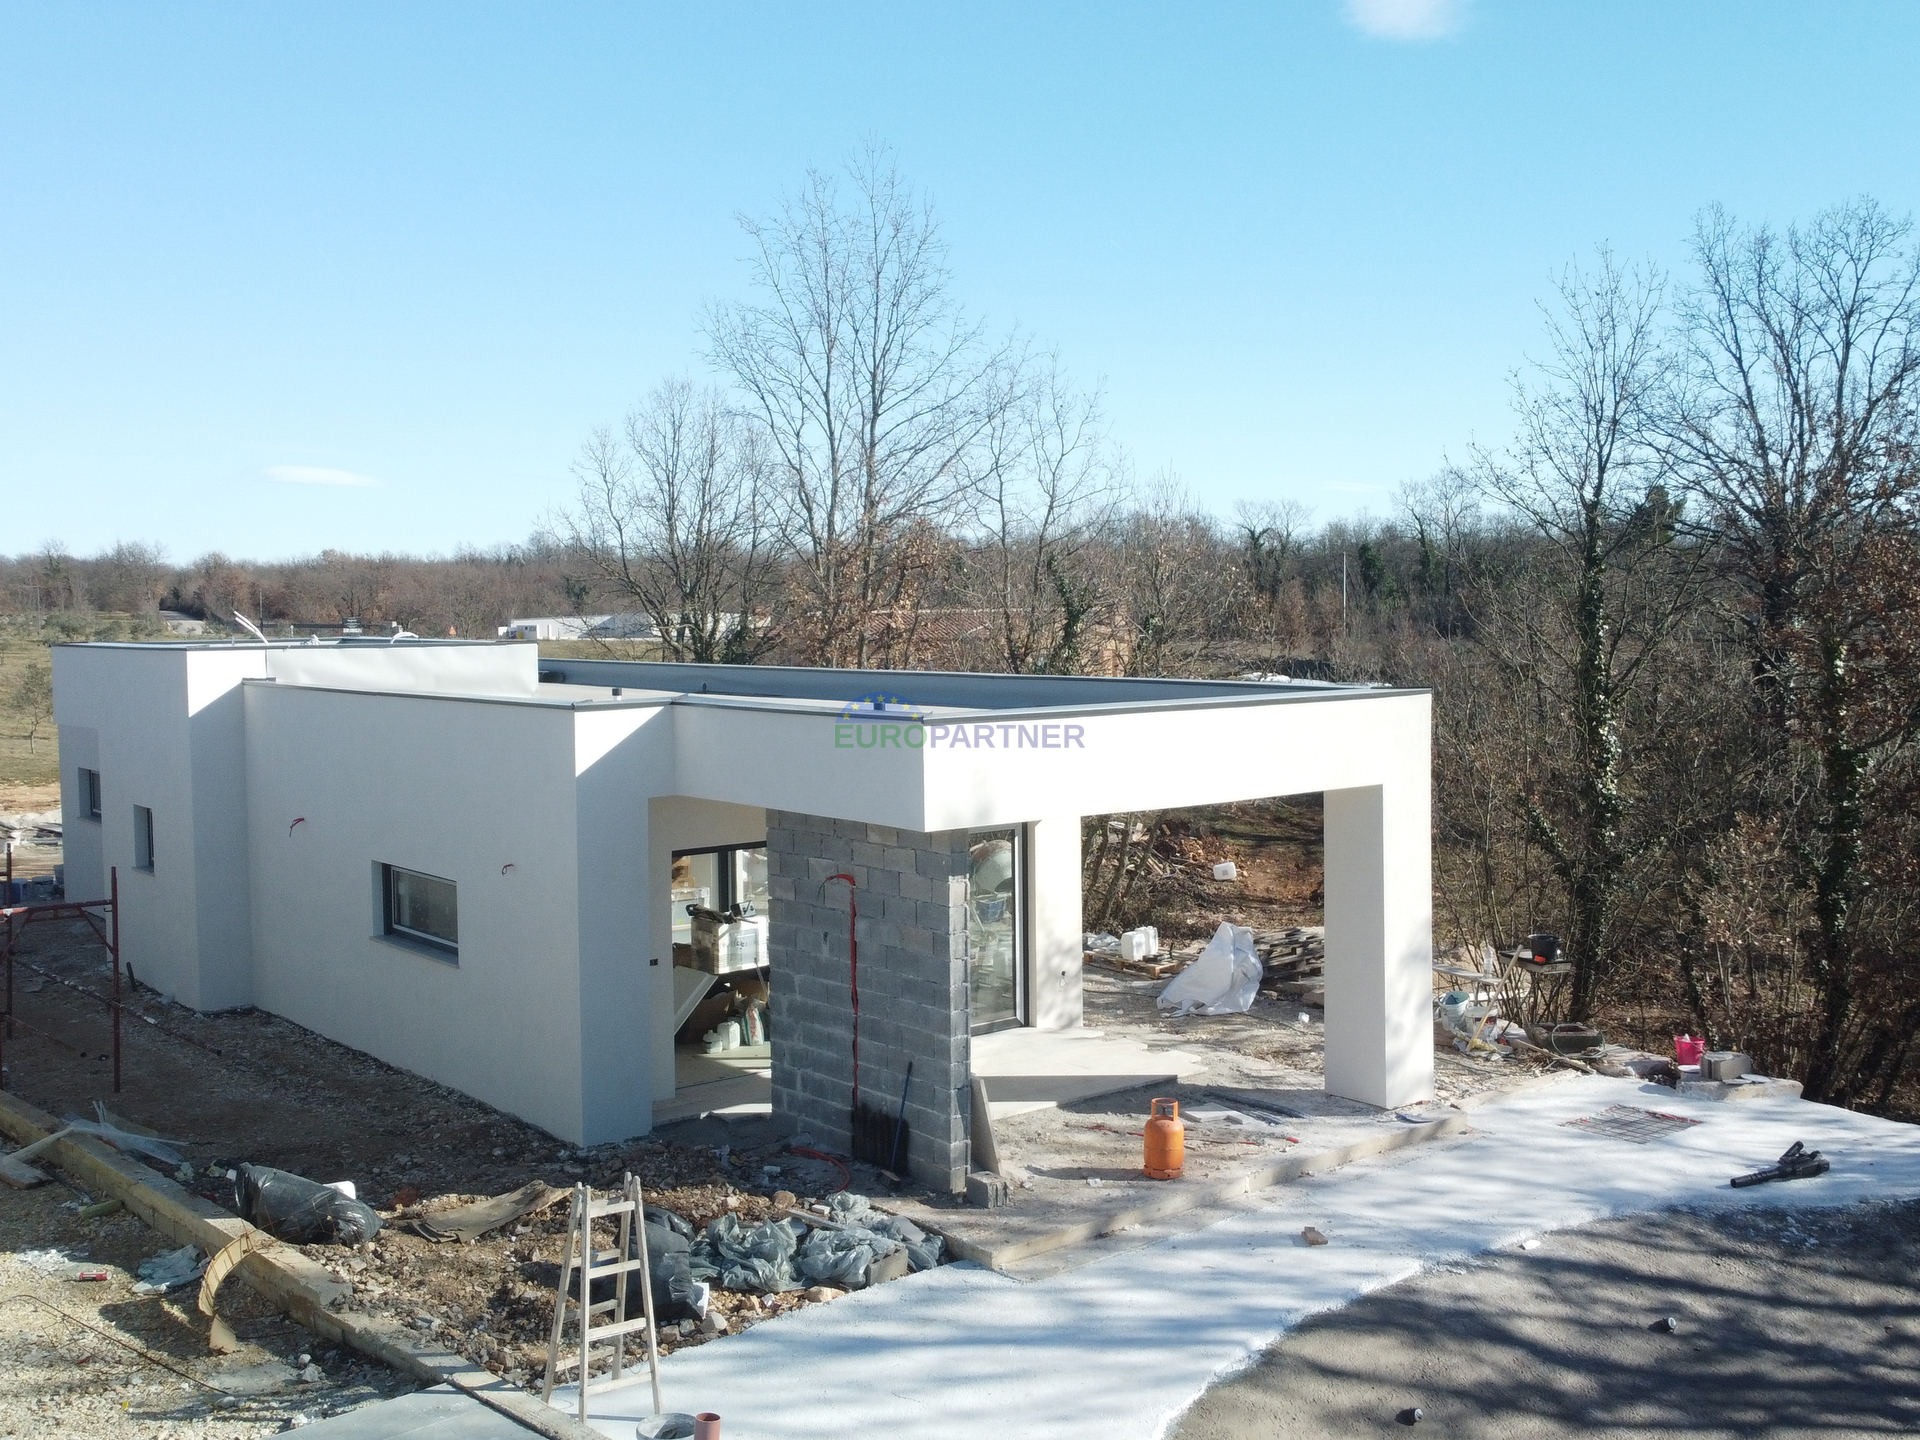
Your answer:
541;1173;663;1423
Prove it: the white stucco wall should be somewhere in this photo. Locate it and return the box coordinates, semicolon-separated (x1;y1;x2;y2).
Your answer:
244;683;592;1140
58;724;105;904
1026;816;1085;1032
51;645;266;1009
573;704;682;1141
265;641;539;697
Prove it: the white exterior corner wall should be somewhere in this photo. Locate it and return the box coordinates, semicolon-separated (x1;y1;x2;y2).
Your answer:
1026;816;1084;1031
51;644;267;1010
570;704;682;1143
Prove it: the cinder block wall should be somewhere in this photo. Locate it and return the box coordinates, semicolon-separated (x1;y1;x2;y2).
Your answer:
766;810;972;1192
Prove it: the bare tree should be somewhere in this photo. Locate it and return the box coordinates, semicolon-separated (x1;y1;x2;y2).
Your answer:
11;659;53;753
1116;476;1230;677
1233;498;1314;670
1670;198;1920;1100
965;355;1117;673
1473;252;1696;1020
564;379;777;663
89;541;169;614
707;148;1007;668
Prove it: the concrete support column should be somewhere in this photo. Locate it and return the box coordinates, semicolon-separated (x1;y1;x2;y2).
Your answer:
1322;782;1434;1109
767;812;974;1193
1025;816;1084;1031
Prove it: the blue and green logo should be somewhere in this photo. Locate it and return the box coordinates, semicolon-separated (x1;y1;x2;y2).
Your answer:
831;693;1087;751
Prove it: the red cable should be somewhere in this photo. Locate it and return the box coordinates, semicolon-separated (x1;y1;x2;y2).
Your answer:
827;873;859;1117
788;1146;852;1195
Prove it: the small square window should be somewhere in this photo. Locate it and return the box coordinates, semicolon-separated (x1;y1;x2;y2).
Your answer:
133;805;155;872
81;768;101;820
382;864;458;957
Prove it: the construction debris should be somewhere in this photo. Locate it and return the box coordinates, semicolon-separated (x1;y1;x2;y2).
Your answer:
399;1180;564;1243
1158;924;1262;1017
234;1163;384;1245
1087;924;1325;991
131;1244;207;1295
1731;1140;1830;1187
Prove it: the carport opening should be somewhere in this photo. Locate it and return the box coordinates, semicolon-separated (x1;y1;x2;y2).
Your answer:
1081;795;1324;944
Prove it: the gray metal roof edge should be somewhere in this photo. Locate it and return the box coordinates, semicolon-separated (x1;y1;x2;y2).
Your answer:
51;638;528;651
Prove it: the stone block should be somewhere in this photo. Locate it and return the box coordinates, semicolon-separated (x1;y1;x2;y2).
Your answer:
914;849;956;880
966;1171;1010;1209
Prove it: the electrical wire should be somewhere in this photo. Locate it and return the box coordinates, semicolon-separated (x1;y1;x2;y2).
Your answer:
0;1291;236;1395
787;1147;851;1194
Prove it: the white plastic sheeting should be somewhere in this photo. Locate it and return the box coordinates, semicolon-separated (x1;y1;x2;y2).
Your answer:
1156;922;1261;1016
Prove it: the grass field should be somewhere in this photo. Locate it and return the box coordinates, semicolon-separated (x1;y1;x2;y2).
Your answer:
0;613;177;788
0;635;58;788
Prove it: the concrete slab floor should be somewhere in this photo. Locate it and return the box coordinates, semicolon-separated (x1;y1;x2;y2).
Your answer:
548;1074;1920;1440
971;1026;1211;1118
887;1076;1467;1269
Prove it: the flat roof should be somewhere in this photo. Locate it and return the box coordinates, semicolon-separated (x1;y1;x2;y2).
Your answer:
58;639;1413;717
538;658;1371;712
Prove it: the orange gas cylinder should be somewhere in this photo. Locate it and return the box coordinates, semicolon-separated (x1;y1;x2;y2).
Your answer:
1143;1097;1185;1180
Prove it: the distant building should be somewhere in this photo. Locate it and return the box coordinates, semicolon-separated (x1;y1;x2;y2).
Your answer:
497;615;611;641
583;614;661;641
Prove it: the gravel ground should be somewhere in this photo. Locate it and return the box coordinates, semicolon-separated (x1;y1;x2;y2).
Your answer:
1173;1198;1920;1440
0;920;913;1395
1082;969;1536;1106
0;1179;410;1439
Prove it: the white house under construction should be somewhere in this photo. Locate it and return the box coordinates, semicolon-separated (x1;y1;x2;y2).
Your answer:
52;639;1434;1190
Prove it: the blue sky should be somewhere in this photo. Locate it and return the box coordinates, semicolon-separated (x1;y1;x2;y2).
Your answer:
5;1;1918;561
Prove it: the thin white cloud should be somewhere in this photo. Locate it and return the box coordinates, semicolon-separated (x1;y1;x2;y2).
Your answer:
262;465;380;488
1345;0;1464;41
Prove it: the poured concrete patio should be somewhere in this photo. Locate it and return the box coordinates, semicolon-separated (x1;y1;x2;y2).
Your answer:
654;1027;1213;1130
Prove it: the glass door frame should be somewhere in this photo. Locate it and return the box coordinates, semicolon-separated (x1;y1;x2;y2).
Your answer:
670;841;769;914
967;825;1028;1036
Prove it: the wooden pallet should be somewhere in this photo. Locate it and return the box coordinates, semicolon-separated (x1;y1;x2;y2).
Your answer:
1084;950;1194;980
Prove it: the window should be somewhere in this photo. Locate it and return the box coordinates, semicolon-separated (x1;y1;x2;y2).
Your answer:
669;842;768;946
133;805;155;871
81;768;101;820
967;828;1024;1033
382;864;458;956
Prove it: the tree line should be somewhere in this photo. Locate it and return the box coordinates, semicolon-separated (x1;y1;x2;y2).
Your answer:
4;160;1916;1116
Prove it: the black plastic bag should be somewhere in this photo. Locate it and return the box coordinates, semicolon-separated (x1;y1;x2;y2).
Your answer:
571;1213;706;1322
233;1164;383;1246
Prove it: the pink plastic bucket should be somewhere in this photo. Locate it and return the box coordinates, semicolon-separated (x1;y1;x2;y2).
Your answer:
1674;1036;1704;1066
